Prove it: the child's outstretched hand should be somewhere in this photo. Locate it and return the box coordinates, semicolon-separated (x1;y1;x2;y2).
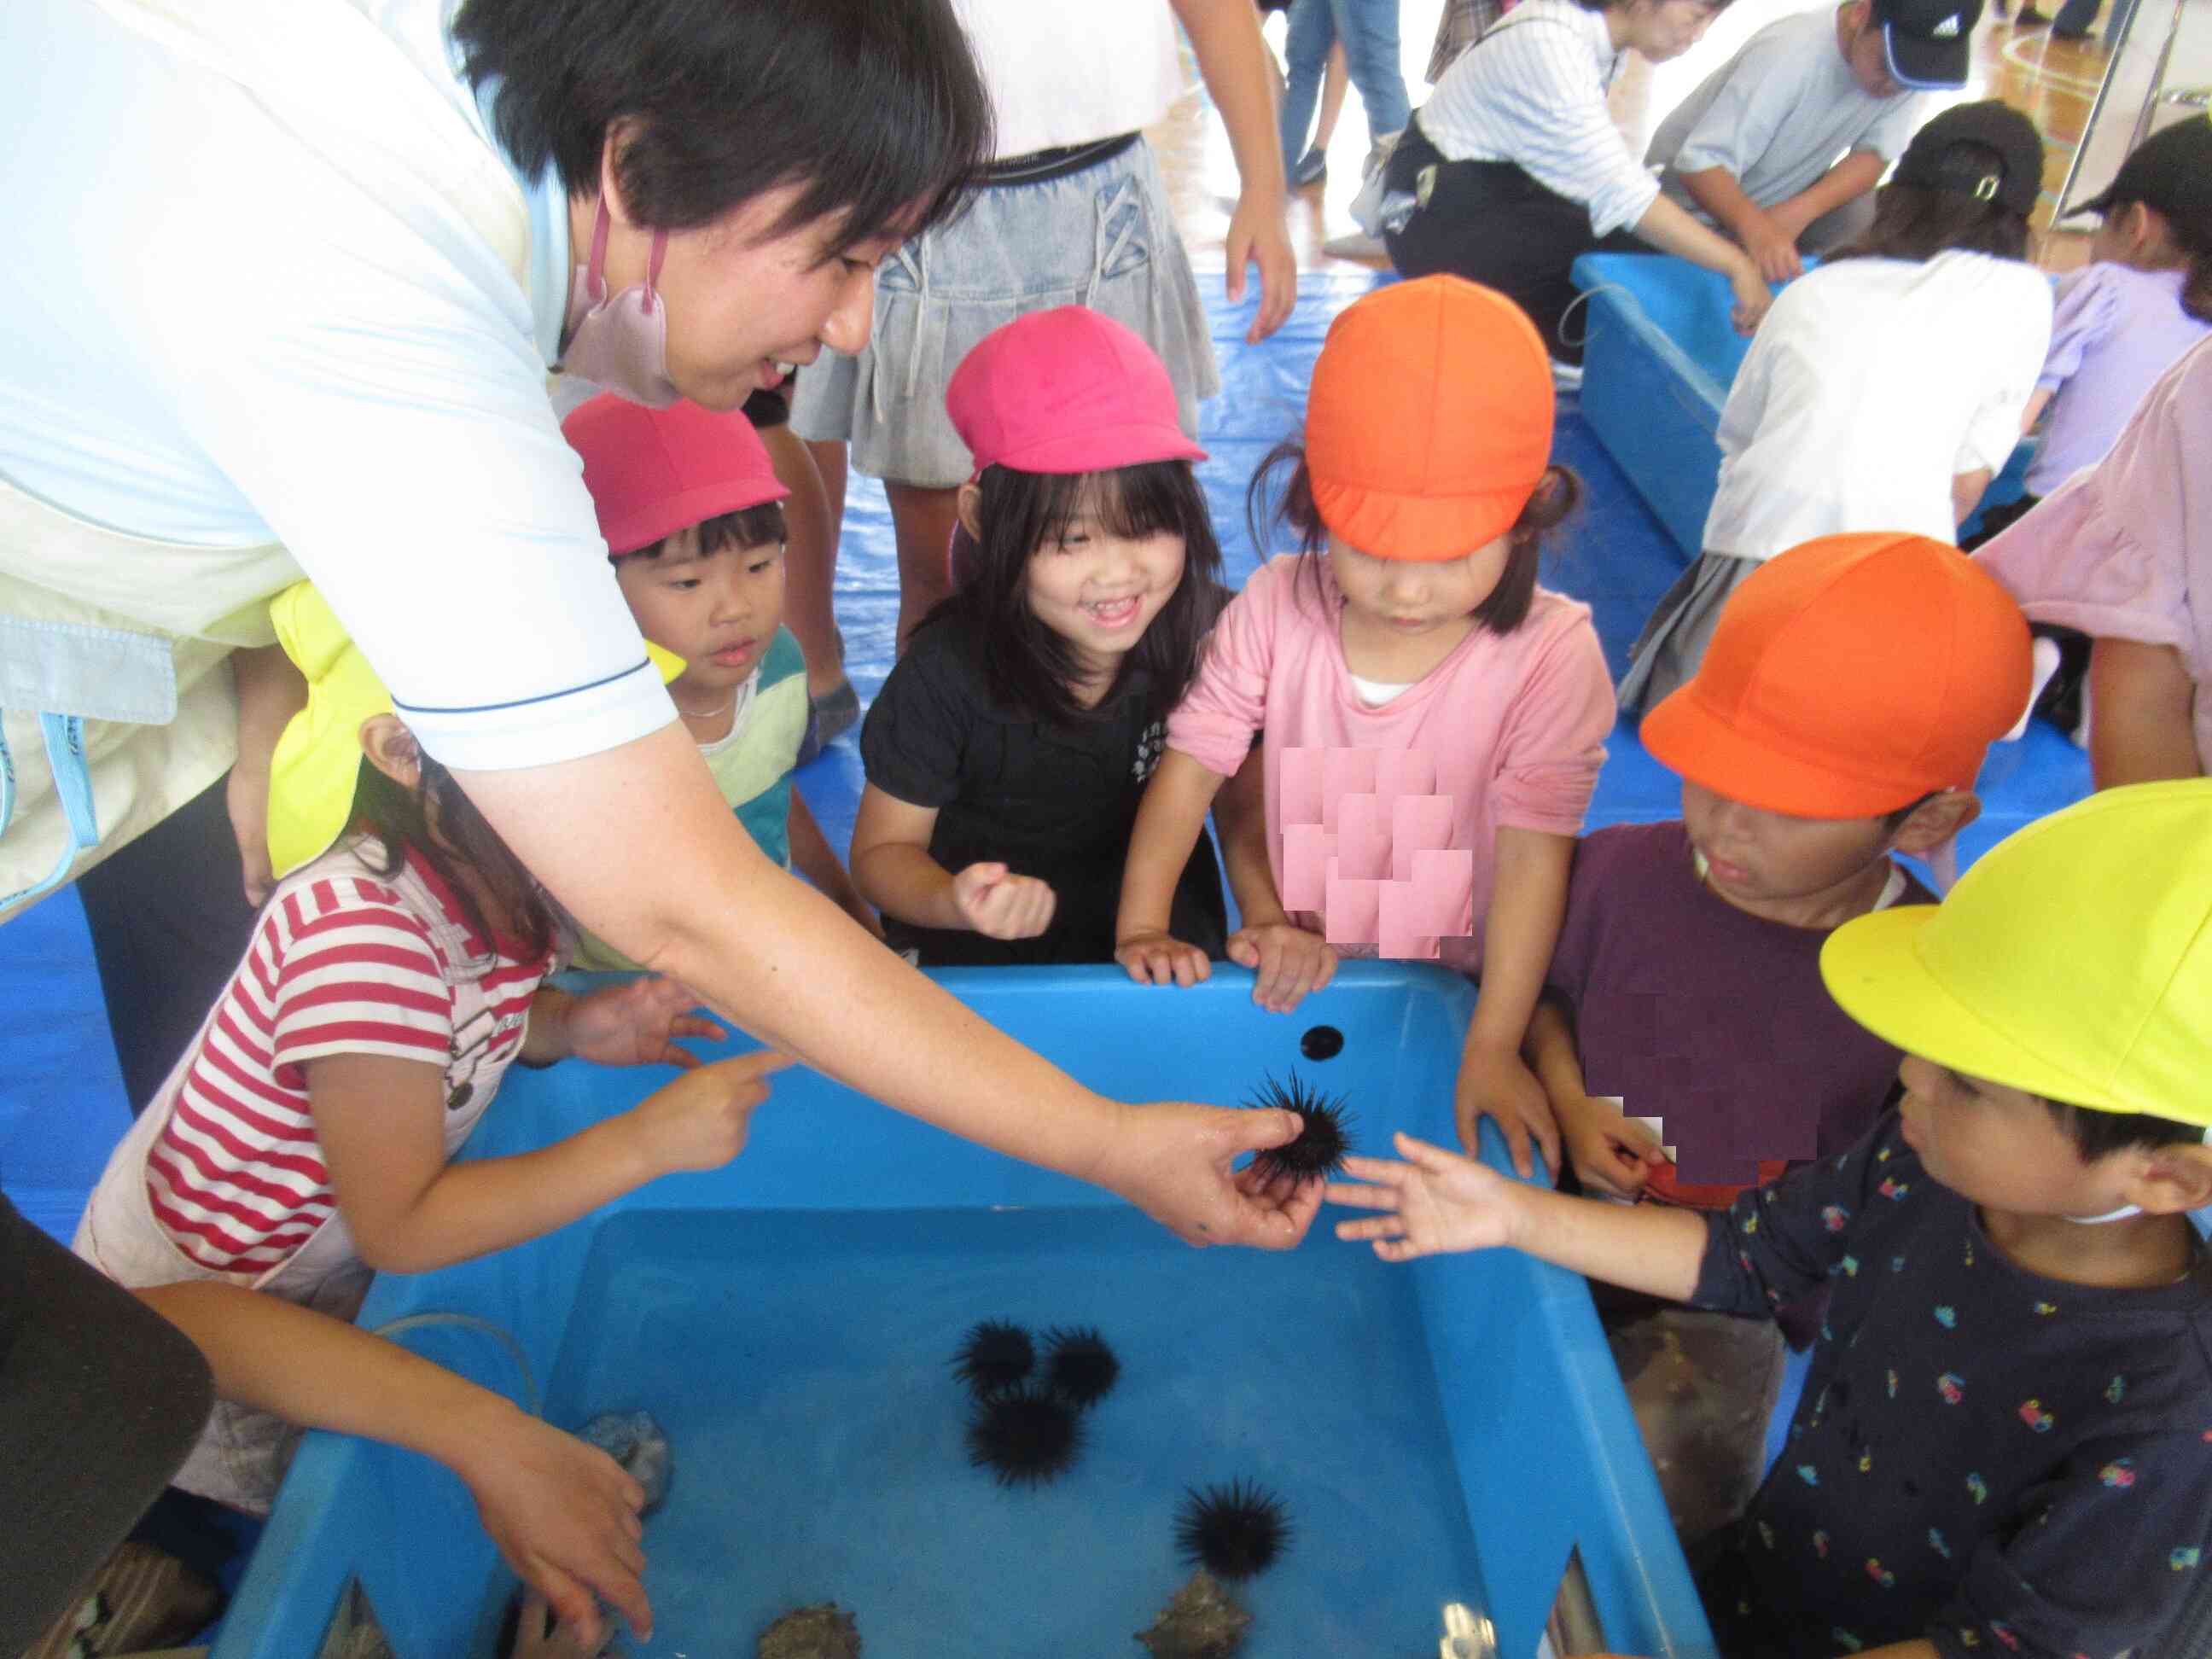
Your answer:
1455;1045;1560;1180
566;976;726;1069
952;862;1057;940
1326;1132;1522;1261
1558;1094;1668;1202
1116;927;1212;989
1225;923;1336;1013
623;1050;791;1177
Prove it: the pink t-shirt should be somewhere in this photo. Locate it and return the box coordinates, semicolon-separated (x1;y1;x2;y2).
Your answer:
1976;337;2212;773
1167;556;1615;972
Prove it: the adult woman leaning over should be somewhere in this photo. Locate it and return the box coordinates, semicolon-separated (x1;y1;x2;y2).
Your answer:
0;0;1319;1642
1382;0;1773;370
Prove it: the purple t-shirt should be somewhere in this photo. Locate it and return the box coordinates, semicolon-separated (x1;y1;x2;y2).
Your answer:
2028;262;2209;495
1544;821;1931;1197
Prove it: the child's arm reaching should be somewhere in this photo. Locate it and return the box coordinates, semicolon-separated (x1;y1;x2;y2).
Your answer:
1455;826;1575;1179
1326;1132;1708;1300
849;783;1057;940
786;789;884;940
1524;998;1667;1200
1116;748;1233;987
311;1046;789;1274
134;1279;652;1645
1213;746;1336;1012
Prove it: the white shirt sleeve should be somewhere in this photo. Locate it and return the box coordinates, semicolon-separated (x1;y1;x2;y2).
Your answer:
0;0;673;776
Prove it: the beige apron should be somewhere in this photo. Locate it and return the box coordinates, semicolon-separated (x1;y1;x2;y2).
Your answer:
72;844;533;1514
0;0;529;921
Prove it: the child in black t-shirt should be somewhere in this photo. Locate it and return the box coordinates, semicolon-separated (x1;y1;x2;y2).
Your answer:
851;308;1247;967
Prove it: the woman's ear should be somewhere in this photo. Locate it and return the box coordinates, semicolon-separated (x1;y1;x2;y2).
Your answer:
358;713;422;791
597;117;647;230
956;482;986;540
1890;789;1982;855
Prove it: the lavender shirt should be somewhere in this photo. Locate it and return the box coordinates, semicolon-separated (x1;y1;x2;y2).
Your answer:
2027;263;2209;495
1977;337;2212;772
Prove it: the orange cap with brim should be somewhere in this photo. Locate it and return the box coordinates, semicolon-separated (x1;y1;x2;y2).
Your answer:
1640;532;2031;818
1305;276;1554;562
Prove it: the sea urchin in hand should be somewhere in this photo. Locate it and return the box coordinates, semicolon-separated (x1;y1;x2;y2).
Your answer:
966;1386;1083;1487
1042;1325;1120;1409
1243;1072;1353;1184
1174;1479;1290;1580
951;1318;1034;1398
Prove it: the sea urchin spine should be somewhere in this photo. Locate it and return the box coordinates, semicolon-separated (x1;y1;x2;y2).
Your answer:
966;1386;1084;1487
952;1318;1034;1398
1042;1325;1121;1409
1174;1478;1290;1580
1244;1072;1353;1185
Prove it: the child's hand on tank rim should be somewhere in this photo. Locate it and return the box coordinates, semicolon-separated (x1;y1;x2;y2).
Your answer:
1225;921;1336;1012
1115;927;1214;988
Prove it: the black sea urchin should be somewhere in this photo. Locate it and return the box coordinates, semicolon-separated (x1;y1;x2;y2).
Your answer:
966;1386;1083;1487
1042;1325;1121;1409
1174;1479;1290;1580
951;1318;1034;1397
1244;1072;1353;1184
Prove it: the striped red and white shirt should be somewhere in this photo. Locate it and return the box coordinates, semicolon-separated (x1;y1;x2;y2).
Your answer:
143;843;552;1277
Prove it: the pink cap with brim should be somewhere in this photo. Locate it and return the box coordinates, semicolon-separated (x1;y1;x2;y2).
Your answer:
946;306;1207;477
562;393;791;556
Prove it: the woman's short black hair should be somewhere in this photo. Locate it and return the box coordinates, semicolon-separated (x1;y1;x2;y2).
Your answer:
1244;441;1583;637
2049;1098;2206;1163
354;754;560;965
1831;145;2034;265
937;461;1226;729
452;0;993;251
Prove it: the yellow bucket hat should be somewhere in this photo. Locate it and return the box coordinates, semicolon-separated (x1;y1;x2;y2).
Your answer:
1819;781;2212;1125
266;582;393;880
266;582;686;880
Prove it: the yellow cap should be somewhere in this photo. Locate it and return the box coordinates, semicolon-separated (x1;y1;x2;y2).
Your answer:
1819;781;2212;1125
266;583;393;879
266;585;692;881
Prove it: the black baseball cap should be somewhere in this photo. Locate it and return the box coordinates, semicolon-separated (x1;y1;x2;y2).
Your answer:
2075;116;2212;237
1870;0;1986;89
1893;100;2045;218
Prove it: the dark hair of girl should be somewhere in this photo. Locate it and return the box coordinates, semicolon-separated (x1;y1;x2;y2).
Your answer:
613;504;787;565
352;753;559;964
2112;197;2212;324
452;0;992;253
1830;144;2033;265
1243;441;1583;636
934;460;1226;728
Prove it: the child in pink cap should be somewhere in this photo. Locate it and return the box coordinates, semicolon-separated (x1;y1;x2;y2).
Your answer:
848;308;1247;967
561;393;878;968
1119;277;1615;1176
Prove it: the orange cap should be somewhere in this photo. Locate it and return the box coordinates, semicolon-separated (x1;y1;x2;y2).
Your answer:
1640;533;2032;818
1305;276;1554;562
